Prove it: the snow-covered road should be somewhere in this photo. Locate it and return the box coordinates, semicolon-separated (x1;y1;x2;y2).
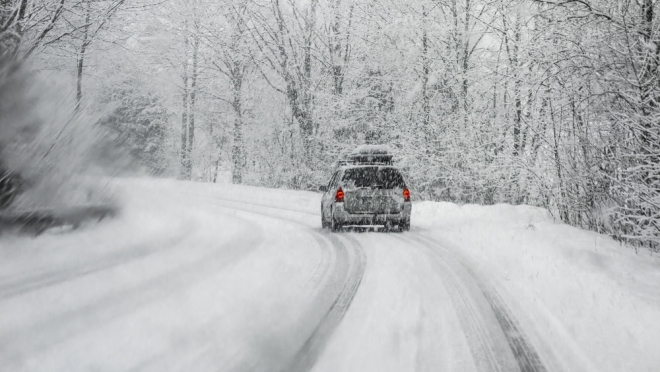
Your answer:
1;178;659;371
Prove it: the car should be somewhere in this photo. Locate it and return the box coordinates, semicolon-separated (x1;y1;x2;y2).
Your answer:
319;145;411;232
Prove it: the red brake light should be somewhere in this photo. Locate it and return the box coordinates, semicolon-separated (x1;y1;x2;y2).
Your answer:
335;188;344;202
403;188;410;202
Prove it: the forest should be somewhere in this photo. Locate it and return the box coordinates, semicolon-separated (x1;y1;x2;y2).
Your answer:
0;0;658;248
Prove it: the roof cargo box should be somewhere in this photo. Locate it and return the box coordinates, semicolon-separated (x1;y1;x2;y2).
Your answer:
346;145;393;165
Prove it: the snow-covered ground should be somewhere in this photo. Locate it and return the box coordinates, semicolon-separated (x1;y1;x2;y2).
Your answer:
0;178;658;371
413;201;660;372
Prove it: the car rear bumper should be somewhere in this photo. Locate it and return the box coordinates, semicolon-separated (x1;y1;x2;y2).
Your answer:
333;203;411;225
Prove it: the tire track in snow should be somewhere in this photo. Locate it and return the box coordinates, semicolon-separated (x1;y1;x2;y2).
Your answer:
303;232;334;294
395;235;508;372
286;233;366;372
181;193;368;372
0;228;195;300
389;234;508;371
407;234;547;372
0;225;265;368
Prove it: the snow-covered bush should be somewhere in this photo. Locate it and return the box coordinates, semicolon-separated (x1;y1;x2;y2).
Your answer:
95;77;175;177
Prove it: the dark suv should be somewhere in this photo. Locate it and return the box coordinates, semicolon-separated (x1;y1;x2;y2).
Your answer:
319;146;411;232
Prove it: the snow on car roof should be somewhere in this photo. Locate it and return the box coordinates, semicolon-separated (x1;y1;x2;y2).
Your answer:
332;145;395;168
344;144;394;165
350;144;392;155
339;164;397;170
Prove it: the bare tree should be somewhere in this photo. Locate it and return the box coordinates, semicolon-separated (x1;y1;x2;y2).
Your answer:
248;0;319;161
201;0;251;184
178;6;200;180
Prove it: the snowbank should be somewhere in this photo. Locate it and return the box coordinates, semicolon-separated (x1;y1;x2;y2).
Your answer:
413;200;554;227
416;200;660;371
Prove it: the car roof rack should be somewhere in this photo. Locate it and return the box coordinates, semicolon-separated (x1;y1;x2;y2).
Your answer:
345;145;394;166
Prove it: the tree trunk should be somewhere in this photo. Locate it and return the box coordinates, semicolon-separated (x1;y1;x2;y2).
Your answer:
512;23;521;157
300;0;317;157
550;100;568;222
329;0;353;95
461;0;471;128
420;5;432;157
421;6;430;130
16;0;28;34
186;32;199;179
76;53;85;108
640;0;656;150
76;1;92;109
231;78;243;184
180;32;190;179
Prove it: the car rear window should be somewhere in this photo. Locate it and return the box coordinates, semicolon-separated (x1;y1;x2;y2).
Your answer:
342;167;405;189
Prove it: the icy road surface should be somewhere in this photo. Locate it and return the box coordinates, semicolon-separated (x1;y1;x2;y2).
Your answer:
1;178;659;371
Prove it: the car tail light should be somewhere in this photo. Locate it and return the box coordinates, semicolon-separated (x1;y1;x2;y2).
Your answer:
403;188;411;202
335;187;344;202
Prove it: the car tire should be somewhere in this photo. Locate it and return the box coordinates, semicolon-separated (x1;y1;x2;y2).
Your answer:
321;206;329;229
330;210;341;232
400;218;410;232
